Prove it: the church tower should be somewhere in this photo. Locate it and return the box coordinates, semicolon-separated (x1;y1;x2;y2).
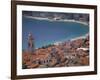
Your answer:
28;32;35;53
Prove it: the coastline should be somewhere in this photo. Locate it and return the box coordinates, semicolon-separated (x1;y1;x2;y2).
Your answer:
24;15;89;26
70;33;89;41
53;33;89;46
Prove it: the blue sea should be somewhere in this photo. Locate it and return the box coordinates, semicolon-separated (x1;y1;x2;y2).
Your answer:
22;16;89;50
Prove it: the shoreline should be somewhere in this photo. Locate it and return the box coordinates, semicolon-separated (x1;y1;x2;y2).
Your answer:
24;15;89;26
70;33;89;41
53;33;89;46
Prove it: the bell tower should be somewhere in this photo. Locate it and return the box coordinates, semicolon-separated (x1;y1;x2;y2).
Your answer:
28;32;35;53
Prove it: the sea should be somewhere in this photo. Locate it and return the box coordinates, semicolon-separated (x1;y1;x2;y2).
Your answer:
22;16;89;50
